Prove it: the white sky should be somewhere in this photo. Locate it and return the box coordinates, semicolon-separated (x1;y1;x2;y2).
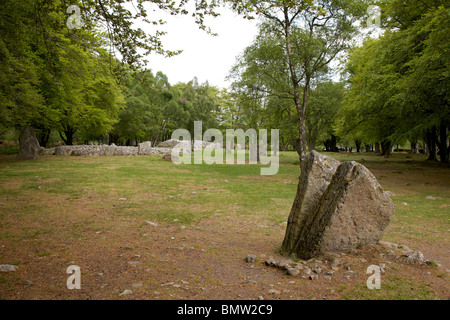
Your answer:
143;7;259;89
138;4;381;89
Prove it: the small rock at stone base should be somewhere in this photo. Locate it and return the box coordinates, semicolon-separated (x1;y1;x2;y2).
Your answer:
246;254;257;263
119;290;133;296
0;264;18;272
287;268;300;277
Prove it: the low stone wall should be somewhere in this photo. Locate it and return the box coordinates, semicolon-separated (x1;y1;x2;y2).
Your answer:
158;139;222;150
39;142;175;157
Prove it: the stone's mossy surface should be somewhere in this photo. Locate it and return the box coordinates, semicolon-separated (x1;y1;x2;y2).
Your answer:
138;141;152;155
104;144;117;156
283;151;394;259
294;161;394;259
282;150;341;253
16;127;40;160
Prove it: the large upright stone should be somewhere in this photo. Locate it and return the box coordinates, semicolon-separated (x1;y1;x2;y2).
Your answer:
282;151;341;254
104;144;117;156
16;127;40;160
138;141;152;155
292;161;394;259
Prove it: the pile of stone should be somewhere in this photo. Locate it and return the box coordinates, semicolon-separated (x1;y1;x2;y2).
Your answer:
379;241;430;265
264;256;327;280
38;141;182;157
282;150;395;259
158;139;221;150
158;139;186;148
36;139;231;157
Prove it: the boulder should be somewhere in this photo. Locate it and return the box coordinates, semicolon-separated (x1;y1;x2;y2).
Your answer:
162;153;178;162
68;145;104;156
245;254;257;263
293;161;394;259
113;146;138;156
282;151;341;253
404;251;428;265
0;264;18;272
104;144;117;156
16;127;40;160
158;139;181;148
54;145;72;156
39;147;55;155
150;147;172;155
138;141;152;155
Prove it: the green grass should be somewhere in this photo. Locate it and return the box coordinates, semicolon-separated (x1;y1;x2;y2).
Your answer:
340;275;438;300
0;146;19;155
0;151;448;231
0;150;448;300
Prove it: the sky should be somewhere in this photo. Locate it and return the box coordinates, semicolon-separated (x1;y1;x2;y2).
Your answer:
143;7;259;89
138;4;381;89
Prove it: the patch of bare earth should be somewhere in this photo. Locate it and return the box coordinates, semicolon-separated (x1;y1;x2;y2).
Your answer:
0;195;448;300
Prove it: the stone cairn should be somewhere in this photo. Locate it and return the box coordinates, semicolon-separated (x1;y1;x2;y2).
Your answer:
39;139;220;157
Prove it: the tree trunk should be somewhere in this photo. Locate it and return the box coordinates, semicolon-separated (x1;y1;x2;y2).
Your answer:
410;141;419;154
281;6;311;257
59;128;75;146
425;126;438;161
355;140;361;152
380;140;392;157
283;6;307;165
331;135;337;152
308;139;316;152
438;120;449;164
37;128;51;148
375;142;380;154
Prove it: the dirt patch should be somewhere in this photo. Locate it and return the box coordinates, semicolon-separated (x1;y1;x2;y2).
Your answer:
0;153;448;300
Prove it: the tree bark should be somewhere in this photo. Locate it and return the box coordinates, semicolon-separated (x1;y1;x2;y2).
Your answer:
59;128;75;146
425;126;438;161
380;140;392;157
410;140;419;154
37;128;51;148
438;120;449;164
355;140;361;152
375;142;380;154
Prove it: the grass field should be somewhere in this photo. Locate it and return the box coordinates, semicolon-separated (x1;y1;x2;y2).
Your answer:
0;151;448;300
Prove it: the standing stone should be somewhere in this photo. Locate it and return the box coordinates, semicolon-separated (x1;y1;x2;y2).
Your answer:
225;139;234;154
16;127;40;160
104;144;117;156
293;161;394;259
138;141;152;155
282;151;341;254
